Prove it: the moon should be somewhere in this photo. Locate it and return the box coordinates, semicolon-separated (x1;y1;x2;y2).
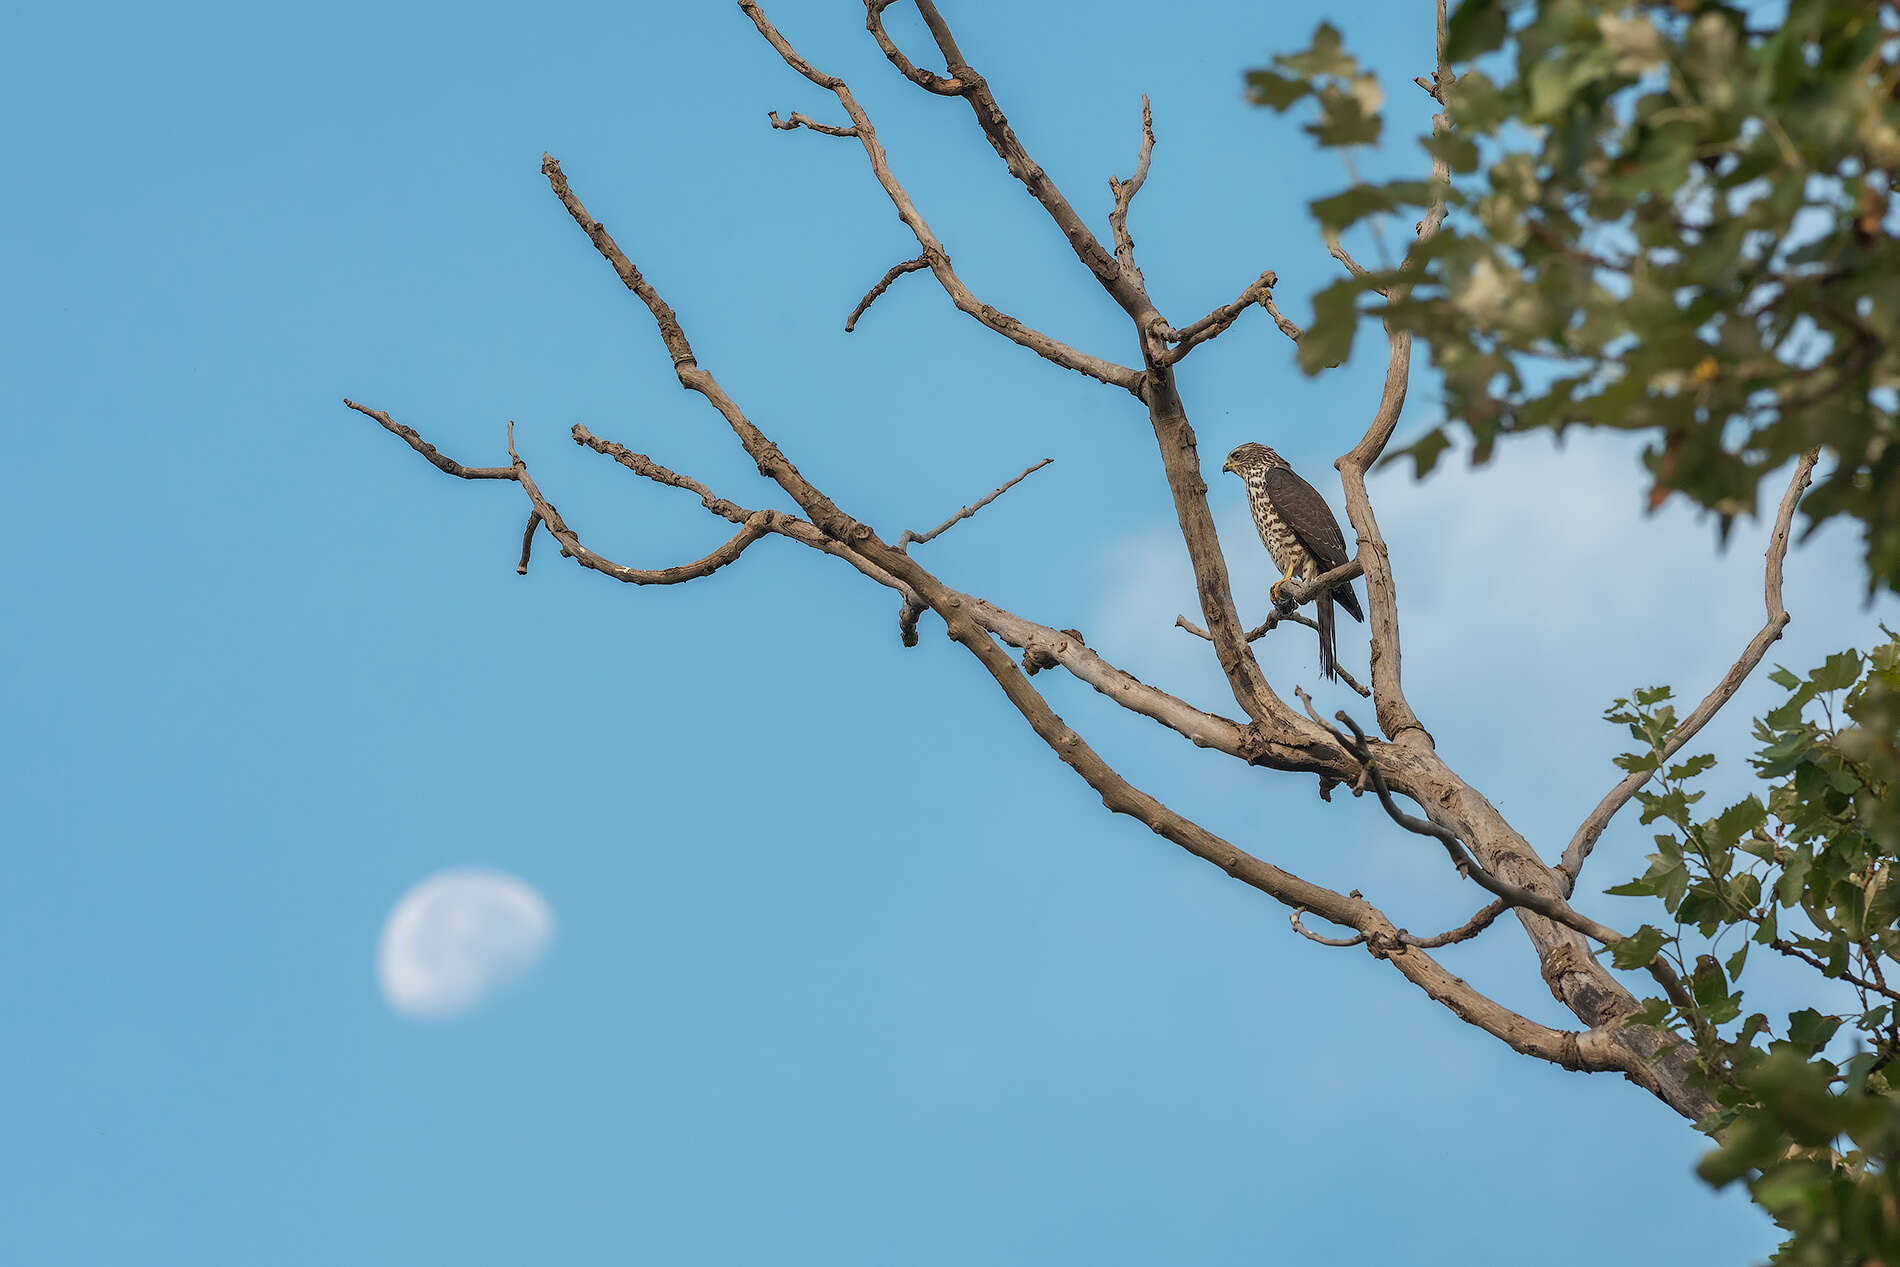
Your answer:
377;868;554;1019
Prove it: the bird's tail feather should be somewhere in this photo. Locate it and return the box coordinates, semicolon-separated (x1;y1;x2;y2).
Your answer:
1317;593;1338;682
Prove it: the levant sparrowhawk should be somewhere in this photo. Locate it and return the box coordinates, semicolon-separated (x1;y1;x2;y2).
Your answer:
1222;442;1364;682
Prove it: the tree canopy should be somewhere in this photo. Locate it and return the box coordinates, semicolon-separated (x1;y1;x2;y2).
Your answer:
1250;0;1900;591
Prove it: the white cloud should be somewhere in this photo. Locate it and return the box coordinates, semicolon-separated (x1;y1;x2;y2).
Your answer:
377;868;554;1020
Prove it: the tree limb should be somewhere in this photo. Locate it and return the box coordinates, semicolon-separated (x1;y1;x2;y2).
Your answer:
1559;448;1820;893
1403;899;1510;949
898;457;1052;548
845;255;929;332
1158;270;1279;364
863;0;965;94
738;2;1143;392
343;400;520;480
1174;613;1372;699
767;110;858;138
1329;0;1450;753
1107;95;1154;286
507;423;776;585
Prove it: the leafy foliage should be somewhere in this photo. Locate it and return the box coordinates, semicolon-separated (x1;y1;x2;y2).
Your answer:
1248;0;1900;591
1601;632;1900;1263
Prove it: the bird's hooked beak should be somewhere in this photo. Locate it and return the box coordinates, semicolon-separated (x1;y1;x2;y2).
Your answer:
1220;456;1236;475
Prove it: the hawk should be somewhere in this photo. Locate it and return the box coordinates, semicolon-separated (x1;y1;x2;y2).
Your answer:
1222;442;1364;682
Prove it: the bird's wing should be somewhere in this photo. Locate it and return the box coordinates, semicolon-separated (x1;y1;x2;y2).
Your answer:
1260;467;1351;571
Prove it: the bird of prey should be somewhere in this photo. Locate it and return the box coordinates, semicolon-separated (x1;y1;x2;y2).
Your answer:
1221;442;1364;682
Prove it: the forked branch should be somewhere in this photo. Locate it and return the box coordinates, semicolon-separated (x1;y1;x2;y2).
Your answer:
1559;448;1821;893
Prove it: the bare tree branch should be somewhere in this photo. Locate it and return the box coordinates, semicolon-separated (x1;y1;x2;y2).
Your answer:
745;0;1317;739
1329;0;1451;753
845;255;929;332
1310;696;1700;1018
343;400;519;479
1403;899;1510;949
1158;270;1279;364
517;512;541;575
863;0;965;94
1107;95;1154;285
1174;613;1372;699
1324;228;1385;295
506;423;776;585
899;457;1052;548
1261;291;1304;344
1559;448;1821;893
738;2;1144;393
767;110;858;138
1290;909;1366;947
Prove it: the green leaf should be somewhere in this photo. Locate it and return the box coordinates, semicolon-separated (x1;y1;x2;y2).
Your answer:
1787;1008;1842;1052
1278;22;1356;77
1297;278;1361;374
1243;69;1312;111
1610;924;1668;969
1445;0;1508;61
1666;753;1718;781
1811;650;1862;693
1769;666;1801;690
1777;852;1814;907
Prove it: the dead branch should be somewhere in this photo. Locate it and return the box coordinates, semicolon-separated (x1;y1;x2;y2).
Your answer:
343;400;519;480
738;2;1143;393
1275;558;1366;609
1329;0;1451;753
516;512;541;575
767;110;859;138
1324;228;1385;295
507;423;777;585
899;457;1052;549
1559;448;1820;893
1403;899;1510;949
1261;293;1304;344
845;255;929;331
1159;271;1279;364
1107;96;1154;285
1311;695;1700;1018
863;0;964;94
1174;613;1372;699
1291;909;1367;947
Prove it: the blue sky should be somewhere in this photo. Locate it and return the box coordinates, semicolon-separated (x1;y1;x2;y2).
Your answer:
5;1;1893;1263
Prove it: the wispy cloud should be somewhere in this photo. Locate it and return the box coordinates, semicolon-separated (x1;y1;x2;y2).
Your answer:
377;868;555;1020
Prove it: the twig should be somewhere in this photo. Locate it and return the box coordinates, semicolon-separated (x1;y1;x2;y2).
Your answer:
1324;228;1385;296
1107;96;1154;284
1291;909;1367;948
1403;899;1511;949
517;512;541;575
845;255;929;332
741;2;1142;392
898;597;927;648
507;423;775;586
767;110;859;138
1175;614;1371;698
1275;558;1365;610
863;0;964;94
1559;449;1820;893
898;458;1053;548
343;400;519;480
1763;934;1900;1004
1261;292;1304;343
1159;271;1279;364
